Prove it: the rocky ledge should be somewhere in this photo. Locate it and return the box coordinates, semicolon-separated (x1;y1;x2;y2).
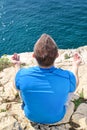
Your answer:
0;46;87;130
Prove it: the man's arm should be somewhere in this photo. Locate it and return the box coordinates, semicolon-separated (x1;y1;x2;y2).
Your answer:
71;53;81;87
12;53;21;71
11;53;21;91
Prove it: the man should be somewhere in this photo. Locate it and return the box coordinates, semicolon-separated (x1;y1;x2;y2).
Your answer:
12;34;81;124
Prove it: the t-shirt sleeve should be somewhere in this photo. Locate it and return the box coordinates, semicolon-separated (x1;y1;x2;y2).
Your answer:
15;69;22;90
68;71;76;92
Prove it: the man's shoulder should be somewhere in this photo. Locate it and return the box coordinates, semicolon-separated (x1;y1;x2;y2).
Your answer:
17;66;39;76
53;68;72;79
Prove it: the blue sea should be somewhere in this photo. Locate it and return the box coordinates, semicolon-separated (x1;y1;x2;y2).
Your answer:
0;0;87;56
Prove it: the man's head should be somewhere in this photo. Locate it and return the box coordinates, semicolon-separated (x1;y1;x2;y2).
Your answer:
33;34;58;67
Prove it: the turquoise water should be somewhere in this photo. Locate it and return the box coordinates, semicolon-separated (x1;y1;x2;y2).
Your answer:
0;0;87;56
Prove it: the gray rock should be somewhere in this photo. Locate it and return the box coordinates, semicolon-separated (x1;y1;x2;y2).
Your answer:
0;46;87;130
72;103;87;129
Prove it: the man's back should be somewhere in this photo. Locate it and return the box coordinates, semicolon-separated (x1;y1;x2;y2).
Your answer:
15;66;76;124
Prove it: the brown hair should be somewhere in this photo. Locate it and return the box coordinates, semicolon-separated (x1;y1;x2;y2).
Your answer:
34;34;58;67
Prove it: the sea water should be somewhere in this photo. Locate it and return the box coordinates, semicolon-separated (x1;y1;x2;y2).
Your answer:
0;0;87;56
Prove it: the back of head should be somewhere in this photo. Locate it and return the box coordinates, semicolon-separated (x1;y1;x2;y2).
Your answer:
34;34;58;67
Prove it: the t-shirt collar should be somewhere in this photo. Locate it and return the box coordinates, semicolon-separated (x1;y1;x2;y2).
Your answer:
38;66;56;72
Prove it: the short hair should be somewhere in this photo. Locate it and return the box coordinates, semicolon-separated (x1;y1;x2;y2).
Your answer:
34;34;58;67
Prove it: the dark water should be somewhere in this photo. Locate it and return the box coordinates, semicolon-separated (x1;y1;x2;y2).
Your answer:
0;0;87;56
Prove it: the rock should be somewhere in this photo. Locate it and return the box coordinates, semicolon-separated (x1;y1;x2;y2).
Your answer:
0;114;18;130
76;64;87;99
1;81;17;101
72;103;87;129
0;67;16;85
58;124;71;130
0;67;18;101
0;102;35;130
0;46;87;130
77;46;87;63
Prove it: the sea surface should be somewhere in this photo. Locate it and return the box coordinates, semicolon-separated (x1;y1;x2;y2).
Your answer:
0;0;87;56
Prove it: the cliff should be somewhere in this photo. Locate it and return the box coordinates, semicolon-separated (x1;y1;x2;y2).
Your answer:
0;46;87;130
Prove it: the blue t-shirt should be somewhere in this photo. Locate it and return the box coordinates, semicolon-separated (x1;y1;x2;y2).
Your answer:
15;66;76;124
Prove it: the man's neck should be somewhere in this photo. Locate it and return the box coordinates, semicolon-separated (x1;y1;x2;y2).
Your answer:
39;64;54;69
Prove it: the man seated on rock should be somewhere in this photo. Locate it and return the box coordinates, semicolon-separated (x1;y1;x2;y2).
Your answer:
12;34;81;124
